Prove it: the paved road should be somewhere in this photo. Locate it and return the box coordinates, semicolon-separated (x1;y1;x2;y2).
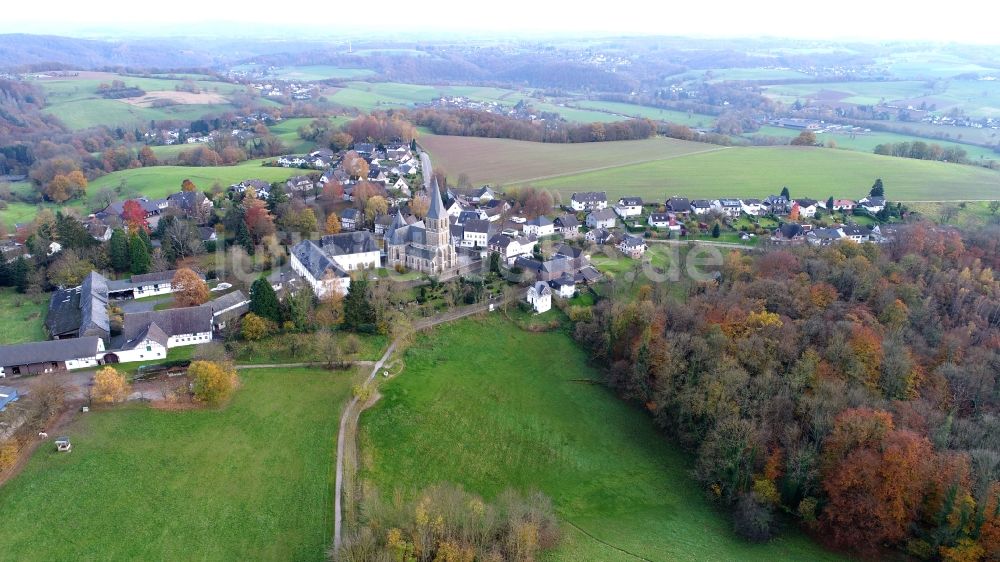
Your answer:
420;152;433;189
332;299;496;552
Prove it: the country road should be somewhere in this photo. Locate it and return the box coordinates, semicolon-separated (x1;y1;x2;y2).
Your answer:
332;297;500;552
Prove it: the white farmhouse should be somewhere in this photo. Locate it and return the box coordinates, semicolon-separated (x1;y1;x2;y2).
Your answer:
110;306;214;363
614;197;643;218
523;216;555;238
570;191;608;211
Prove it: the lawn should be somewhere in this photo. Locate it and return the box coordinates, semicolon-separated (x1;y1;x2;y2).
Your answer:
419;133;722;186
329;82;528;113
359;317;843;561
0;288;48;345
528;145;1000;201
0;367;355;561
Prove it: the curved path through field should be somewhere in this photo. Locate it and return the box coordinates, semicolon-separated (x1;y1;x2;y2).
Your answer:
332;299;497;552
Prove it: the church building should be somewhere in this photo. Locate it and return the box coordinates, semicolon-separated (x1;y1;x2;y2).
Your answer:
385;178;459;274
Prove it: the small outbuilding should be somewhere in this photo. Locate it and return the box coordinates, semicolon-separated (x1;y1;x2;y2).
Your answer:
55;437;72;452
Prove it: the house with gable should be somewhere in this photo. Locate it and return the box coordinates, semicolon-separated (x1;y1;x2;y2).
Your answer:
614;197;643;218
586;208;617;229
290;231;381;298
570;191;608;211
526;281;552;314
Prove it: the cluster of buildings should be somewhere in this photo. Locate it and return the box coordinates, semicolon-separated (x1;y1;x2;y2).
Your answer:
0;270;248;378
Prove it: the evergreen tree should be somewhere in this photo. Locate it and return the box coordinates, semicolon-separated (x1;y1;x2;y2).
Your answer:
129;232;150;275
0;258;10;286
489;252;501;276
711;223;721;238
410;139;417;151
827;196;835;213
109;228;130;272
267;185;288;213
343;276;375;330
11;256;28;293
56;212;97;250
249;276;281;323
138;228;153;252
870;178;884;197
236;219;254;255
780;186;790;200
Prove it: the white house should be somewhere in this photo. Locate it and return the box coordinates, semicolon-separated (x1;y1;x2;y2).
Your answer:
523;216;555;238
648;213;672;228
454;219;490;248
586;208;617;229
690;200;714;216
340;208;360;231
526;281;552;314
841;224;871;243
715;199;743;218
290;232;381;298
570;191;608;211
794;199;820;218
549;274;576;299
741;199;766;216
833;199;856;212
618;234;647;258
489;233;536;264
859;196;886;213
614;197;643;218
392;177;411;196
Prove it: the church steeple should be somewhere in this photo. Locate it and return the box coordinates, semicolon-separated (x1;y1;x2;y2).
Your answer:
426;176;447;221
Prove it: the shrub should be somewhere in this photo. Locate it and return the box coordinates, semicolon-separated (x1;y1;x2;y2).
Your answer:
92;366;130;404
733;492;775;543
188;361;238;406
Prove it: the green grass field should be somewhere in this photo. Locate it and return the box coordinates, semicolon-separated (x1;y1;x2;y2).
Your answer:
420;133;721;186
0;288;48;345
751;126;1000;162
526;145;1000;201
269;65;376;81
329;82;525;113
359;317;843;561
0;367;355;561
34;72;246;130
571;100;718;127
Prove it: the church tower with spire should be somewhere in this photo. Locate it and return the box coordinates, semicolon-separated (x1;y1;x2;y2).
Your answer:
384;176;458;274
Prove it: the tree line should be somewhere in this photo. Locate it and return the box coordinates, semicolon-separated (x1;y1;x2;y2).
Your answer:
407;108;657;143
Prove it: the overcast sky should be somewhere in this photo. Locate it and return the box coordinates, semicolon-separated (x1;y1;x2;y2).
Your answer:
2;0;999;44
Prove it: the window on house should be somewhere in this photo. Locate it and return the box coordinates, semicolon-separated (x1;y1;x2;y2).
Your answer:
146;345;152;352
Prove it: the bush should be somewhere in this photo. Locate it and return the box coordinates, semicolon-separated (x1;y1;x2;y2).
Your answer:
188;361;238;406
92;366;130;404
733;492;775;543
339;483;560;561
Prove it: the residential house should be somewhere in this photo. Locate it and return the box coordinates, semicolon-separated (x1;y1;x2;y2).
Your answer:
290;231;380;298
456;210;488;225
549;274;576;299
614;197;643;218
340;208;360;231
715;199;743;218
666;197;692;216
859;196;886;213
452;219;490;248
523;216;555;238
286;175;315;192
586;208;617;229
585;228;616;245
526;281;551;314
166;191;213;220
367;167;388;184
0;337;105;377
277;155;307;167
320;168;349;186
570;191;608;211
772;223;805;243
488;233;536;264
691;199;713;216
794;199;819;218
832;199;856;212
618;234;647;258
208;290;249;331
806;227;845;246
353;143;375;156
648;213;673;229
764;195;791;215
391;177;411;196
554;214;580;238
741;198;766;216
230;179;272;198
841;224;871;243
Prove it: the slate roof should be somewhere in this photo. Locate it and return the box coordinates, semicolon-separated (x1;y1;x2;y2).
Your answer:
588;208;617;222
531;281;551;296
666;197;692;212
291;240;348;280
209;290;249;325
526;216;553;227
571;191;607;203
691;199;713;209
167;191;207;213
841;225;869;237
618;197;643;206
0;337;103;367
555;244;582;259
649;213;672;222
79;272;110;339
554;214;580;228
620;234;646;248
121;306;213;344
464;219;490;234
340;208;360;221
319;231;378;256
426;176;448;221
45;288;82;337
776;223;804;239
